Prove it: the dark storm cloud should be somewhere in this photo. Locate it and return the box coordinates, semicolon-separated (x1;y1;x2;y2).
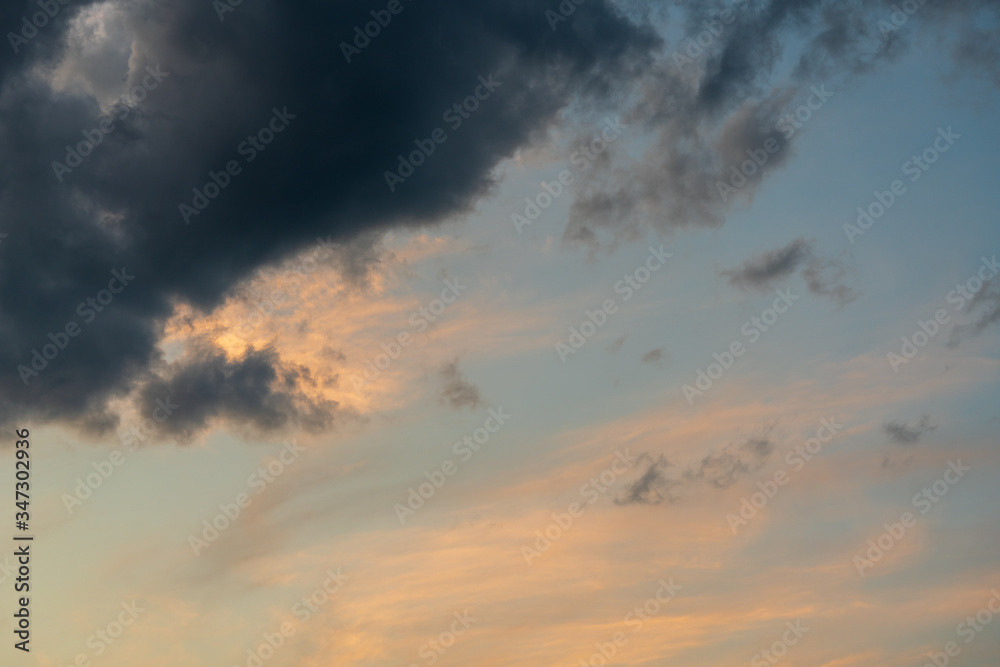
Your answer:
563;0;1000;246
438;360;484;411
6;0;998;437
883;414;935;445
721;238;857;304
0;0;658;435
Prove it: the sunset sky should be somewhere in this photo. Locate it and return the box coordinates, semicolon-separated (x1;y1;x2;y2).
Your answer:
1;0;999;666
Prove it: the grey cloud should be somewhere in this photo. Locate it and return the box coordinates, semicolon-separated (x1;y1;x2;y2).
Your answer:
615;454;681;506
721;238;857;304
948;278;1000;347
135;342;337;442
640;348;664;364
722;238;812;290
438;360;484;411
615;425;775;505
563;0;1000;248
684;427;774;489
801;255;859;306
615;454;684;505
883;414;935;445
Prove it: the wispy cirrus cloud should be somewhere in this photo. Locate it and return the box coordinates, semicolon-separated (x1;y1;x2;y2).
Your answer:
948;278;1000;347
721;239;812;290
720;238;857;305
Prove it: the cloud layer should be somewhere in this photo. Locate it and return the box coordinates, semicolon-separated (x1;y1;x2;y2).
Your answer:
4;0;999;439
0;0;657;435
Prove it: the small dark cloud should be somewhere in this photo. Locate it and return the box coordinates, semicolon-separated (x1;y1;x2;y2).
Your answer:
948;278;1000;347
883;415;935;445
136;342;337;442
801;256;859;306
438;360;484;411
615;425;775;506
684;427;774;489
615;454;681;506
640;348;664;364
721;238;811;291
721;239;856;304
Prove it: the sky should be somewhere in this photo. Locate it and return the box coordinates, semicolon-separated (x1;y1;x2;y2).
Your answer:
1;0;999;665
